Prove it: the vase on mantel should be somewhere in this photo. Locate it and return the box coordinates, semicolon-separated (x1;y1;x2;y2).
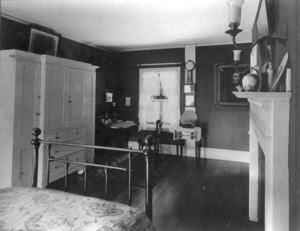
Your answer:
242;74;259;92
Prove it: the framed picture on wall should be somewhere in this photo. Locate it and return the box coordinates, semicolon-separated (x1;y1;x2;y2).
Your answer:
185;94;195;107
29;28;59;56
214;63;249;107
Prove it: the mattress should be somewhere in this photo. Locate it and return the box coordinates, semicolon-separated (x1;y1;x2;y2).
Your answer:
0;187;153;231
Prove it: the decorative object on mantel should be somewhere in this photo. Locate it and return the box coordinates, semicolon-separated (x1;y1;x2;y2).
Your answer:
270;52;289;92
242;73;259;92
286;68;291;92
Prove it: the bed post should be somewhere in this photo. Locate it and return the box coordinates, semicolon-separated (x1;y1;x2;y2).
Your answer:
30;127;41;188
128;149;132;206
144;135;153;221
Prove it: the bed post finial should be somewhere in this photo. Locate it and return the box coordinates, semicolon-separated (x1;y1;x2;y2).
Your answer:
31;127;41;187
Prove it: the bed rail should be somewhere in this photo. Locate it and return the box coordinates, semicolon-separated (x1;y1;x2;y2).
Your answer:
31;127;153;221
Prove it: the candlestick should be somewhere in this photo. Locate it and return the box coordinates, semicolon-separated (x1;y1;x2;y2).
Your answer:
286;68;291;92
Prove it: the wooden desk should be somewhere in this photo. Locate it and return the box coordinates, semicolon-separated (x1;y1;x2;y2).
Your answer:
96;121;138;148
174;126;201;158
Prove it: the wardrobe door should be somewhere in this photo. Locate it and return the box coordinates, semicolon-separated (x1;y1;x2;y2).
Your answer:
15;60;41;186
67;68;84;127
42;64;68;131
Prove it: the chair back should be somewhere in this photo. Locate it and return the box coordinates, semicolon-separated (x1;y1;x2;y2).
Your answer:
155;120;162;137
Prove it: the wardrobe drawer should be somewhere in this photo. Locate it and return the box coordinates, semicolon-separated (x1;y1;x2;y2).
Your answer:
44;130;68;142
48;150;85;177
47;138;85;158
68;127;86;140
67;150;86;163
49;160;66;178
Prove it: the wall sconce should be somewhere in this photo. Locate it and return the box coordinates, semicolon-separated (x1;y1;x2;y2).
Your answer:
233;50;242;64
233;49;258;74
225;0;244;38
225;0;250;49
225;0;286;51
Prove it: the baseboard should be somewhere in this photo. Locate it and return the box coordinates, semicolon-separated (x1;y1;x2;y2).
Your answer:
128;141;249;163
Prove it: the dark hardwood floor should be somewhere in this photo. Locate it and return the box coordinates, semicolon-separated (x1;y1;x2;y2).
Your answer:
49;154;264;231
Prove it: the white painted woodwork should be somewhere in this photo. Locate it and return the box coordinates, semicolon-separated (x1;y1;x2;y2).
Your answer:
0;50;41;188
0;50;97;188
185;45;196;84
38;55;97;187
233;92;291;231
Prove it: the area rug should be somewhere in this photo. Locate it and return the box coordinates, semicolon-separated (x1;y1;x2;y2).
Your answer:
88;151;178;188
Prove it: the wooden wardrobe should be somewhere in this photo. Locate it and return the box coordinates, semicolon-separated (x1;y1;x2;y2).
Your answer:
0;49;97;188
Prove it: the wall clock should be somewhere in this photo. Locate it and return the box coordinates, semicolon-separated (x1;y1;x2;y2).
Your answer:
185;60;195;84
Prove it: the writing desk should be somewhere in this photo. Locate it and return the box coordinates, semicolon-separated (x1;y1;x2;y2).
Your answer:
96;121;138;148
174;126;202;158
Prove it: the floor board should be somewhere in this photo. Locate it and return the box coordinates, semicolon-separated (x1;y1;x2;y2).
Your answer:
49;154;264;231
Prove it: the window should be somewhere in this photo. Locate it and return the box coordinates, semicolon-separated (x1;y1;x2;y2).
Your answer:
138;67;181;132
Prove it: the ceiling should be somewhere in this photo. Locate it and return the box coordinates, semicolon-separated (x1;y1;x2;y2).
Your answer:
1;0;260;52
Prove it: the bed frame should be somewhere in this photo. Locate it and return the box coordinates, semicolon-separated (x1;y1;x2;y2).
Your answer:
30;127;153;221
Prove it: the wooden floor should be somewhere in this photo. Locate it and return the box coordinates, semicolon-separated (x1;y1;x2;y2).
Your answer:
49;155;264;231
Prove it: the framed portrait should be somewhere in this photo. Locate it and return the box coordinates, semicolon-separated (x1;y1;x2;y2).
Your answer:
29;28;59;56
214;63;249;107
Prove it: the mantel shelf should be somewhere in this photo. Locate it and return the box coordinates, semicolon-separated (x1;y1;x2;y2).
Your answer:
233;91;291;100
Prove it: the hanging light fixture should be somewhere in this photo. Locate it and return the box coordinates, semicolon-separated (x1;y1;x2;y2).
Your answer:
232;49;259;74
225;0;244;39
225;0;262;71
225;0;266;50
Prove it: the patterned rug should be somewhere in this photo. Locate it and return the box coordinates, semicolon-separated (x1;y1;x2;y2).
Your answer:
88;151;178;188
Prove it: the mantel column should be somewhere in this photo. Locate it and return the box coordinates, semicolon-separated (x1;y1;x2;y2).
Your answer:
233;92;291;231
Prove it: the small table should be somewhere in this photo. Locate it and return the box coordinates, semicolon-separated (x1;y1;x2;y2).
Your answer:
96;121;138;148
174;126;202;158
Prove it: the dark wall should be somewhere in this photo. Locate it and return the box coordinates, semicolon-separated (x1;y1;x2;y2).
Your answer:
112;45;251;151
1;17;109;65
196;45;250;151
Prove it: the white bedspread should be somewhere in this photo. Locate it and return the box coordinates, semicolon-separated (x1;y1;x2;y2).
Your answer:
0;187;153;231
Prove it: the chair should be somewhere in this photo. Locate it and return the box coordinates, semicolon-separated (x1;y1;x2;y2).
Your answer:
138;120;162;155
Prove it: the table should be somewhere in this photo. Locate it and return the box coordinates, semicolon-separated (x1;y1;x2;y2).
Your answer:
173;126;202;158
96;121;138;148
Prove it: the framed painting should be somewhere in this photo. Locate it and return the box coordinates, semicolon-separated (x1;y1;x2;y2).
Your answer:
214;63;249;107
29;28;59;56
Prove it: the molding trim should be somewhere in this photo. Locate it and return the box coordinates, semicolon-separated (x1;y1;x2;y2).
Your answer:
128;141;249;163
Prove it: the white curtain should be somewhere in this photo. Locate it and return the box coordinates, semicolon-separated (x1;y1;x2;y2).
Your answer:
138;67;181;132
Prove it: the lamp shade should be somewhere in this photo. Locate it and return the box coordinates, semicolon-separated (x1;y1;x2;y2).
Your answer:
233;50;242;62
227;0;245;26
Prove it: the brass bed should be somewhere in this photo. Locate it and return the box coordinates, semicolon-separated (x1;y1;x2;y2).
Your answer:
0;128;154;231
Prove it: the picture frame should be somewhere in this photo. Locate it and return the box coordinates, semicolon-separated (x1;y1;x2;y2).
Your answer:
184;84;195;94
105;92;113;103
185;94;195;107
214;63;249;107
29;28;59;56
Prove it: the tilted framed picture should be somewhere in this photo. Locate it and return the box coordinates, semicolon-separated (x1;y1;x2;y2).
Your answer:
29;28;59;56
214;63;249;107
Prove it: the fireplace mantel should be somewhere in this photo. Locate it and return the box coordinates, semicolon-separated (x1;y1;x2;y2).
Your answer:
233;92;291;231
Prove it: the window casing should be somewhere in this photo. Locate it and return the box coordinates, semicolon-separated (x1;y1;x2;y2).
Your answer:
138;67;181;132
